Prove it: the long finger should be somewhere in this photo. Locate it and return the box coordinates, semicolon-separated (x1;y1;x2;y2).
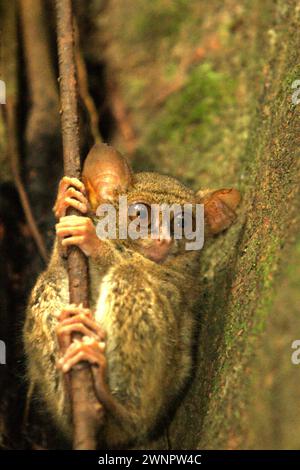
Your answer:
65;187;88;205
58;215;90;226
59;177;86;194
65;197;88;214
60;350;100;373
56;305;91;321
56;322;101;343
56;324;73;352
60;315;106;340
56;225;90;238
61;236;85;247
61;339;105;363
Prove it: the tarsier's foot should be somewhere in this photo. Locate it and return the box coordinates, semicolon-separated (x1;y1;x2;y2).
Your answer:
58;335;107;375
56;304;106;362
56;305;114;410
53;176;88;219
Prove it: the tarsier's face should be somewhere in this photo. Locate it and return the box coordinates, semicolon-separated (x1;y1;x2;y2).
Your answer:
123;173;200;262
83;144;240;264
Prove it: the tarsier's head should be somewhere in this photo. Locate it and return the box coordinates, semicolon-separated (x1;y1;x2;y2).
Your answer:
83;143;241;265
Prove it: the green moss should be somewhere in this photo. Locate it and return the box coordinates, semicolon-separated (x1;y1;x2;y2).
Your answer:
137;63;236;183
156;63;234;141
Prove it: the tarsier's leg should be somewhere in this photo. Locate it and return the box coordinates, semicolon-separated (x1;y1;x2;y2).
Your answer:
56;306;130;426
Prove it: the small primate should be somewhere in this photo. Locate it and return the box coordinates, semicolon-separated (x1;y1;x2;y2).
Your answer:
24;143;240;448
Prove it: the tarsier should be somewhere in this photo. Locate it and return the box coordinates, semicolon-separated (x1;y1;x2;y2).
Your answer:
24;143;240;448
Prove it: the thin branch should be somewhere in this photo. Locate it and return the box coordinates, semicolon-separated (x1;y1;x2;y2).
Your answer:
56;0;104;450
3;0;48;263
7;109;49;263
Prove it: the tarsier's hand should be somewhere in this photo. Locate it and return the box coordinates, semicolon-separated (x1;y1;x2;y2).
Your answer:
54;177;104;257
56;215;103;257
56;305;109;406
56;305;106;371
56;305;126;417
53;176;88;219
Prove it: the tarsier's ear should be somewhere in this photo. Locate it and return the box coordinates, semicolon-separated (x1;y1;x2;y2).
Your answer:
82;143;133;206
196;188;241;235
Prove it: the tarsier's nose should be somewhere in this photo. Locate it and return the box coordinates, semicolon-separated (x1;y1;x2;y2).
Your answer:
143;238;173;264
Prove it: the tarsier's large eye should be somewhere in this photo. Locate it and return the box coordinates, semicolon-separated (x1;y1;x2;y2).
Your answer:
128;202;151;228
